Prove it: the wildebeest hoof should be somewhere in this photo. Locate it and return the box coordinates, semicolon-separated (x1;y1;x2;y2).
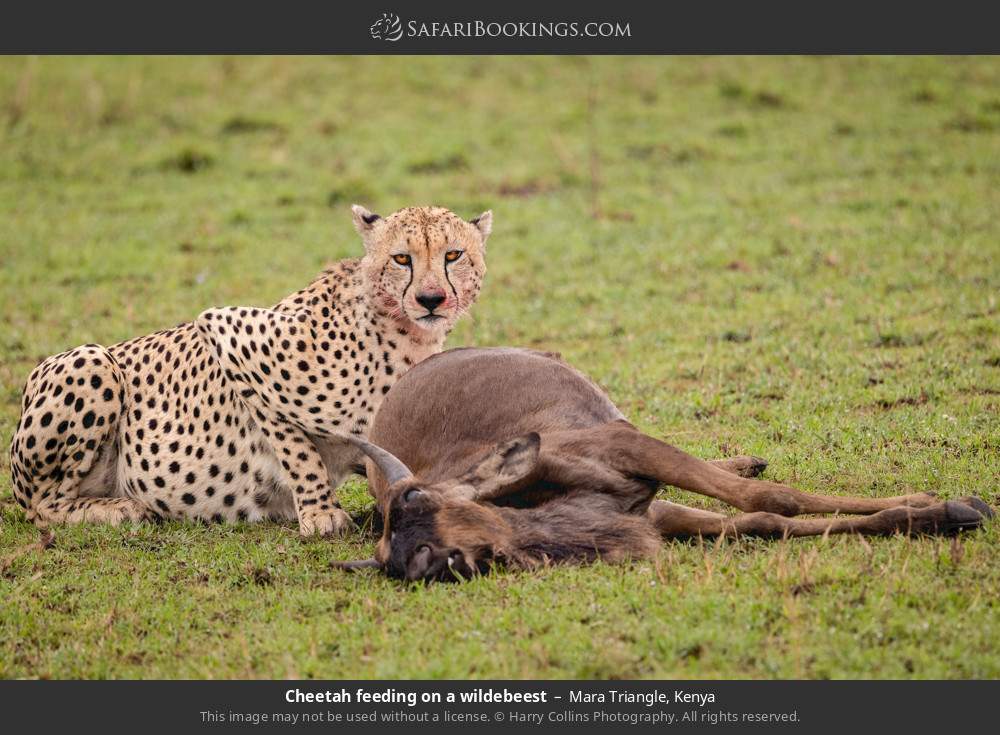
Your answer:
744;456;769;478
955;496;994;520
941;500;988;533
724;455;769;478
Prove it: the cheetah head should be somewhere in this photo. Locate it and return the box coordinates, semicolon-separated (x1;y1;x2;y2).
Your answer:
352;205;491;334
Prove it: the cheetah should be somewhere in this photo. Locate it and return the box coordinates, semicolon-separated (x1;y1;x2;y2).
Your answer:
9;205;492;537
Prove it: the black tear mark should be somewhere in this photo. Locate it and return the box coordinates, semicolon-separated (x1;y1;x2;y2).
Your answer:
444;262;459;299
400;260;414;308
362;213;381;225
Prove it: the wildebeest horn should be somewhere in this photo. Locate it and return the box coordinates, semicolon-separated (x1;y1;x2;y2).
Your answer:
339;433;413;486
331;558;382;572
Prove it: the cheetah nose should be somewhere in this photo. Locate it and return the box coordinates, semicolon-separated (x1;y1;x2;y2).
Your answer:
416;293;446;313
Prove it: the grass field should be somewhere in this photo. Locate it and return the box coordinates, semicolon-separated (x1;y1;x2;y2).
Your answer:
1;56;998;679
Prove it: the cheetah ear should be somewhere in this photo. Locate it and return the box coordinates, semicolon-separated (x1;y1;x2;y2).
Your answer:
351;204;382;236
470;210;492;243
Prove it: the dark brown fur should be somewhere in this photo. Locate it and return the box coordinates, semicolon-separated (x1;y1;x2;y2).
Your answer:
341;348;992;582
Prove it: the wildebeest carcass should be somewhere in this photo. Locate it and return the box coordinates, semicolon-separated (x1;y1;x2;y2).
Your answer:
338;348;992;581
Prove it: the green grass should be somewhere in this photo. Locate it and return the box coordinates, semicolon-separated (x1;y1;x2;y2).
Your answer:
1;56;998;679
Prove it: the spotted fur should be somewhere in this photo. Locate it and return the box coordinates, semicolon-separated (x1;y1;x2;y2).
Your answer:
9;205;491;536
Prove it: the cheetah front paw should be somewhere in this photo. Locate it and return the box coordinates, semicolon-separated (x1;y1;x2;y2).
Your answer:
299;508;357;538
79;498;157;526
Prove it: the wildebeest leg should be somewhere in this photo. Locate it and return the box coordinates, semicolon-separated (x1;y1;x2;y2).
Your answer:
648;498;990;539
647;500;727;539
546;433;765;481
709;456;768;478
598;421;939;516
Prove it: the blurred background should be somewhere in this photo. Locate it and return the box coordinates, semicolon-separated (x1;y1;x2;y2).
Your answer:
2;56;997;452
0;57;998;678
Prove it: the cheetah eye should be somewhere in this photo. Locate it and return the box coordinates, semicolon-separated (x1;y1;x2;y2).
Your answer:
445;250;463;263
392;253;412;267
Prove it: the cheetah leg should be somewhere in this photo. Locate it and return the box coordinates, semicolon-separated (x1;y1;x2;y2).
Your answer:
259;417;355;537
32;495;156;527
9;344;143;528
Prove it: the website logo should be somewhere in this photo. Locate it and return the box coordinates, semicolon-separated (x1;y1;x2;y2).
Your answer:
370;12;404;42
367;15;632;43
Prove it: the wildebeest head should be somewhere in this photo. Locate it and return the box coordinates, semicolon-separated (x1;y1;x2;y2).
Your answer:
337;433;544;581
335;432;660;582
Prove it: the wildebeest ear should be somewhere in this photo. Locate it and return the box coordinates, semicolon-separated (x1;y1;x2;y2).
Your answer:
467;432;540;501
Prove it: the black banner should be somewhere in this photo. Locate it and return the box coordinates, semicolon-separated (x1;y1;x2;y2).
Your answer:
2;0;1000;53
0;681;996;732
